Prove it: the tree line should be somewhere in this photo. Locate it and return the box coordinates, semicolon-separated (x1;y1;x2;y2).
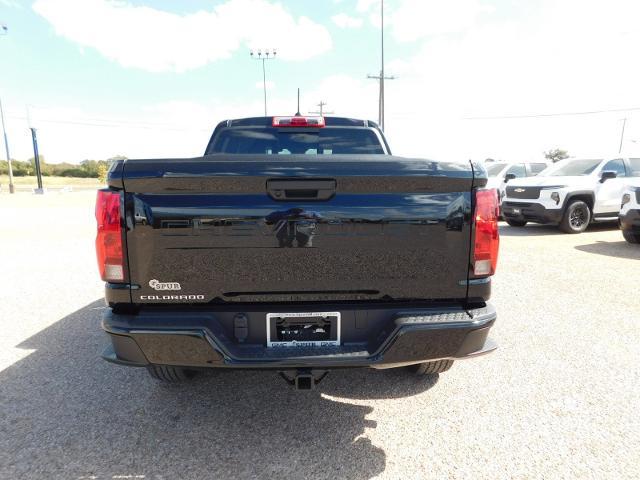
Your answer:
0;156;127;178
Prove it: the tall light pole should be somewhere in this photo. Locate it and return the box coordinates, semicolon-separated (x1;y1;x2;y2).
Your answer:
619;117;627;154
0;22;15;193
0;98;14;194
250;49;277;117
367;0;395;131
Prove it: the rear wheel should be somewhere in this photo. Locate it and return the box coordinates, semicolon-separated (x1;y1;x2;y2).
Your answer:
622;230;640;244
505;219;527;227
146;365;199;382
560;200;591;234
408;360;454;376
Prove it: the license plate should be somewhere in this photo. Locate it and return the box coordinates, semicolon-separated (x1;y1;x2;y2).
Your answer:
512;208;521;214
266;312;341;348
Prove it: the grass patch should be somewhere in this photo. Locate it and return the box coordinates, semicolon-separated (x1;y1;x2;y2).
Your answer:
0;175;103;188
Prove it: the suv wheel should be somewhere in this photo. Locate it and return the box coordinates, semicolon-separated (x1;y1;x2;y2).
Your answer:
622;230;640;244
146;365;199;382
505;219;527;227
408;360;454;375
560;200;591;234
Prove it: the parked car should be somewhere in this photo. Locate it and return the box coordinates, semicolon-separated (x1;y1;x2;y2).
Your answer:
619;178;640;243
96;115;500;389
502;157;640;233
484;161;550;201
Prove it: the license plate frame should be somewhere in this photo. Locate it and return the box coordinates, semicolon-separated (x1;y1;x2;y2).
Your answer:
266;312;341;348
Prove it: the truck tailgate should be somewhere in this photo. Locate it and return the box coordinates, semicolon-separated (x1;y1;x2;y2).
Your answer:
121;155;474;303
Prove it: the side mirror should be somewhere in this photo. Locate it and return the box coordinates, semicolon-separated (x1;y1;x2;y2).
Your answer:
504;173;516;182
600;170;617;183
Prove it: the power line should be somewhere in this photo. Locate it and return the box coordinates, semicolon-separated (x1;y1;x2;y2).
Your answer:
5;115;210;132
464;106;640;120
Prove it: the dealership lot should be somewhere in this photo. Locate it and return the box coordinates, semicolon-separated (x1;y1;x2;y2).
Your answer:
0;192;638;479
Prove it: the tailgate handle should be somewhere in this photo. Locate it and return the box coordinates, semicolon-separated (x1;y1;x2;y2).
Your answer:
267;179;336;201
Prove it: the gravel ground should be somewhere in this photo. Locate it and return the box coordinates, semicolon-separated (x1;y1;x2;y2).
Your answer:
1;191;639;479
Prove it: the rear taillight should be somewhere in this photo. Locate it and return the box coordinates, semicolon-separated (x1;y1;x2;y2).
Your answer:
95;189;125;282
473;189;500;276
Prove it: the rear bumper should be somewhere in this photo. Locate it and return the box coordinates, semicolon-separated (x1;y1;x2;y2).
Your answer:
102;303;497;369
502;201;563;224
619;209;640;233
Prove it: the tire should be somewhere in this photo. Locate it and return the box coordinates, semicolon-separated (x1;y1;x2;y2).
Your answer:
146;365;199;382
559;200;591;234
622;230;640;244
408;360;454;375
505;219;527;227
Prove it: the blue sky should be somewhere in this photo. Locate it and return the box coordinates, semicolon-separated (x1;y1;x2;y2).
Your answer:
2;0;640;163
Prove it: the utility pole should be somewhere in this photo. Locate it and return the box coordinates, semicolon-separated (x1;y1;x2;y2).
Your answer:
26;106;44;194
250;49;277;116
0;22;15;193
309;100;334;116
367;0;395;130
619;117;627;154
30;127;43;192
0;97;14;193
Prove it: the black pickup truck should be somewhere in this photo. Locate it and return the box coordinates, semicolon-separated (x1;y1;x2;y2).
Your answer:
96;115;499;389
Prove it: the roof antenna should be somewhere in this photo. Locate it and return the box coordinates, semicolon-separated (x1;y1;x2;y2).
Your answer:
295;88;301;116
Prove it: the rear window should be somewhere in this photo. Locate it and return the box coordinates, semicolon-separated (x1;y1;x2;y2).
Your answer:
207;127;385;155
628;158;640;176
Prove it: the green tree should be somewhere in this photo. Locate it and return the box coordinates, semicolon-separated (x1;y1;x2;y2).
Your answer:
97;163;109;183
544;148;569;163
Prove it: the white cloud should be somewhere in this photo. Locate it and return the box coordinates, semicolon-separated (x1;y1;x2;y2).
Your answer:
32;0;333;72
389;0;492;41
379;0;640;160
356;0;492;41
331;13;363;29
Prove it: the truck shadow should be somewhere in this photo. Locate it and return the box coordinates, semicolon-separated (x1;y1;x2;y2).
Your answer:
498;223;563;236
0;300;437;479
574;240;640;260
499;221;619;237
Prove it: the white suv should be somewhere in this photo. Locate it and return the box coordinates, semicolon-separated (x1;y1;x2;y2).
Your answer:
619;179;640;243
501;157;640;233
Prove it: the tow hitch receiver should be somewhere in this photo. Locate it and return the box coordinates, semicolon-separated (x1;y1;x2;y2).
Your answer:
279;369;329;390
